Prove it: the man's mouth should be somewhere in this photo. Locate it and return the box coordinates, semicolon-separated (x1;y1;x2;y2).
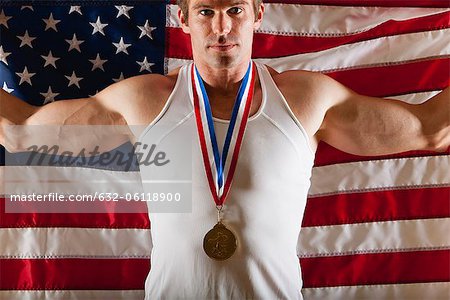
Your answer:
209;44;236;52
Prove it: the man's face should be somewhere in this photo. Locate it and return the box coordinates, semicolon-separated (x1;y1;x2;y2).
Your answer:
179;0;264;69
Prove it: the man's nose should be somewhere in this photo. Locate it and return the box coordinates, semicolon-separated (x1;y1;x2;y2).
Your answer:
212;13;232;37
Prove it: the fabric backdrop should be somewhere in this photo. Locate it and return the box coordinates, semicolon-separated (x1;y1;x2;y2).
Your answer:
0;0;449;299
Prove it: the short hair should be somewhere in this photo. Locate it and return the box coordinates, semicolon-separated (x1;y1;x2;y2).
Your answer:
177;0;263;24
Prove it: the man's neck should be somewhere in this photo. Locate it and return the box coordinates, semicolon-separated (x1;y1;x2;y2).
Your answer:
194;60;252;98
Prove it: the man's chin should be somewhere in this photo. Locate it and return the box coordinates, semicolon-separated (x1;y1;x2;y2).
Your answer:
210;55;239;68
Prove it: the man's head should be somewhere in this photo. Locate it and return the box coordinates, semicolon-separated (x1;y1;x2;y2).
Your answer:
178;0;264;70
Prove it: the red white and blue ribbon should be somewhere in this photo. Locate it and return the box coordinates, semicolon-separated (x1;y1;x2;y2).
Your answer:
191;61;256;207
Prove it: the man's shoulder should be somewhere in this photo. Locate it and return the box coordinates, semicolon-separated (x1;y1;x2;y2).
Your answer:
94;69;180;126
267;66;329;90
112;71;178;95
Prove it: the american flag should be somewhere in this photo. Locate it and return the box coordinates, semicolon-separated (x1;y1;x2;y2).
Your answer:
1;0;449;299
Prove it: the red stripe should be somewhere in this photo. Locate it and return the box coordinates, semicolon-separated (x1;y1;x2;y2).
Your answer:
166;28;192;59
253;12;450;58
0;198;150;229
302;187;450;227
326;57;450;97
263;0;450;7
300;249;450;288
166;12;450;60
0;258;150;290
314;141;450;167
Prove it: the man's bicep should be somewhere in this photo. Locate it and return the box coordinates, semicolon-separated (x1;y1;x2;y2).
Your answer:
318;93;429;156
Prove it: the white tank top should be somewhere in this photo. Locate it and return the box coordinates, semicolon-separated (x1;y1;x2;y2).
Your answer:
139;62;314;299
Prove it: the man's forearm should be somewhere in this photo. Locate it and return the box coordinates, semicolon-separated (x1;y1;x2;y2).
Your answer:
0;89;37;124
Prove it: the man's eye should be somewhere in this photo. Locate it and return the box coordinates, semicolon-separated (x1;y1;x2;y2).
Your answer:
199;9;214;16
228;7;243;14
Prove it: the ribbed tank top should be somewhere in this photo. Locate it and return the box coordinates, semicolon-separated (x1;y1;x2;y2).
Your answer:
139;62;314;299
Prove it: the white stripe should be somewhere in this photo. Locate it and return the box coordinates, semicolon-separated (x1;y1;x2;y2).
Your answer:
168;4;449;35
0;290;145;300
256;29;450;72
387;90;441;104
166;29;449;72
2;165;143;196
302;282;450;300
298;218;450;257
309;155;450;196
0;227;152;258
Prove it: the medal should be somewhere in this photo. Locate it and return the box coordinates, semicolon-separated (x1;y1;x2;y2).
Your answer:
191;61;256;260
203;222;238;260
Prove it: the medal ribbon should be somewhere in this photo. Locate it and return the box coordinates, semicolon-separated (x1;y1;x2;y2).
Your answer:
191;61;256;207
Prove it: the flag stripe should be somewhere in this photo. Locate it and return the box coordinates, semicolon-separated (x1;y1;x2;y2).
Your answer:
301;282;450;300
0;198;150;228
0;227;151;259
302;187;450;227
0;290;146;300
300;249;450;288
314;142;449;167
298;218;450;257
256;29;450;71
309;155;450;196
0;258;150;290
325;57;450;97
388;90;441;104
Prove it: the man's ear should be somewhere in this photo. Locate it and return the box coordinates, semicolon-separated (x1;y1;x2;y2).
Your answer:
253;4;264;30
178;8;190;34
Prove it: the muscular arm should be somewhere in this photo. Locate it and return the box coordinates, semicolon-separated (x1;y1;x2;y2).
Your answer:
275;70;449;156
0;74;172;152
316;76;449;155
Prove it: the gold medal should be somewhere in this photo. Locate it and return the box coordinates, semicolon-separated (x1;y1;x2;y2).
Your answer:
203;222;237;260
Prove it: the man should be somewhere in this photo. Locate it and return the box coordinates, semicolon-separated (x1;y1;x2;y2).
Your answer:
1;0;449;298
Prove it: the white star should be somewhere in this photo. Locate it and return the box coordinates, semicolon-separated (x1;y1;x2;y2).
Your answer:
0;9;12;28
16;67;36;86
65;71;83;88
112;37;131;55
0;46;11;65
65;34;84;52
2;82;14;93
41;51;60;68
90;16;108;36
40;86;60;104
21;6;34;11
136;57;154;73
69;6;82;15
115;5;133;19
17;30;36;48
89;54;107;71
43;13;61;32
113;72;125;83
138;20;157;40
